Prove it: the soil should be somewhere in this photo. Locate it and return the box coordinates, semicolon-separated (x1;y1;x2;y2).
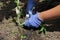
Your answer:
0;0;60;40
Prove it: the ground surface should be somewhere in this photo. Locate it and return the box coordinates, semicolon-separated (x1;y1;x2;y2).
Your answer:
0;0;60;40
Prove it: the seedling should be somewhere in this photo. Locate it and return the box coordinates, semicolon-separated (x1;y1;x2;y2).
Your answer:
14;0;27;40
15;0;25;27
39;24;46;34
21;35;27;39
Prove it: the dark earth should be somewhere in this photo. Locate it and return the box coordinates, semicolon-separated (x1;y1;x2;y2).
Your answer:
0;0;60;40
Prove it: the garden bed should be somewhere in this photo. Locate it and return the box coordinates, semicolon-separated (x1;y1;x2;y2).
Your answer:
0;0;60;40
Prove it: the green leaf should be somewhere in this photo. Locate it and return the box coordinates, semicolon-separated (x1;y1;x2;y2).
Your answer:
21;35;27;39
40;24;46;34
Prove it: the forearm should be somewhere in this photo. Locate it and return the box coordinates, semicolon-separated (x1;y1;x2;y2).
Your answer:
39;5;60;21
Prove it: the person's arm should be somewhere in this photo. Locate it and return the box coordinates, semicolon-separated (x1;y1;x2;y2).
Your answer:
39;5;60;21
25;5;60;28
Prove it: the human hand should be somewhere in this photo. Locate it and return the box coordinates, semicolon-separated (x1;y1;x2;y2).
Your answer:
25;13;42;28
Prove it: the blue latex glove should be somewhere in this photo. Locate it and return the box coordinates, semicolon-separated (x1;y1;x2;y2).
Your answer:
26;0;36;16
25;13;42;28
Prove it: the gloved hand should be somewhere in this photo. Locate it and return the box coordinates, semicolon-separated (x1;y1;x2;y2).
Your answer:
25;13;42;28
26;0;36;16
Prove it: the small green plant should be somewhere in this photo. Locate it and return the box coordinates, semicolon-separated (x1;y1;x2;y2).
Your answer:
40;24;46;34
21;35;27;39
15;0;25;27
14;0;27;40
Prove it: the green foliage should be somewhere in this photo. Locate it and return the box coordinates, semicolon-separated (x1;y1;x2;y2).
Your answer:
21;35;27;39
40;24;46;34
14;0;25;27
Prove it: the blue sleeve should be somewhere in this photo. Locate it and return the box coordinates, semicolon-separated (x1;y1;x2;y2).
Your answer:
27;0;36;10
